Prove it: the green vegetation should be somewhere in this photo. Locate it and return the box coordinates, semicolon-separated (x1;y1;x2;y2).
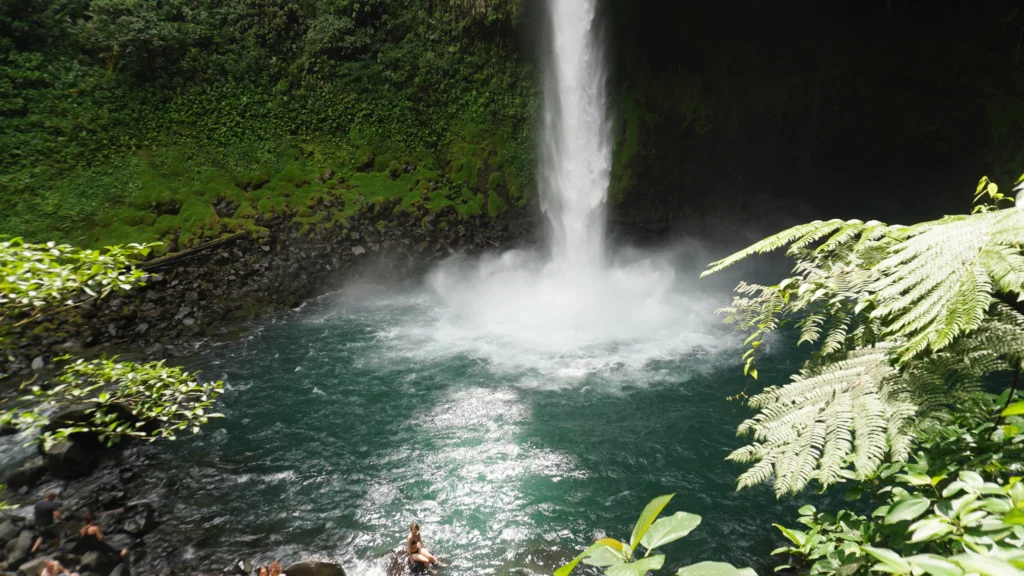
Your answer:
1;238;223;445
556;494;755;576
1;0;535;250
694;178;1024;575
4;357;224;448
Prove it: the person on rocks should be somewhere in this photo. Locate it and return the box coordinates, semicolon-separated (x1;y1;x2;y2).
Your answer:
257;560;285;576
32;491;64;553
407;522;439;569
41;558;80;576
72;512;128;558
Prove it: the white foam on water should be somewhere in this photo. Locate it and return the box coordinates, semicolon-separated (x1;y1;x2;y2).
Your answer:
320;0;731;384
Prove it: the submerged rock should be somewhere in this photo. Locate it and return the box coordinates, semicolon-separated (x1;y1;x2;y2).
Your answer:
283;561;347;576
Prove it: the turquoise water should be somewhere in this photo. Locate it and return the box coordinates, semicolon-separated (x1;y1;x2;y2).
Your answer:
143;275;817;575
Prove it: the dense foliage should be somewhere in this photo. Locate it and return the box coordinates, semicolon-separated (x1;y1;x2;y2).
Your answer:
3;357;224;448
556;494;755;576
773;392;1024;576
1;0;534;250
0;238;223;445
698;180;1024;576
702;179;1024;496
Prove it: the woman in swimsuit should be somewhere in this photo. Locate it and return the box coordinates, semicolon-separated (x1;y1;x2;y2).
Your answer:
75;513;127;558
407;523;438;567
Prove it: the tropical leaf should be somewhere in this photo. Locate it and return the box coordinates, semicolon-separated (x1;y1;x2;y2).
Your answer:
630;495;675;552
640;512;702;552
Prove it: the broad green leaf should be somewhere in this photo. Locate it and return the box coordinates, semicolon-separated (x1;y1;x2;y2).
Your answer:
951;554;1021;576
640;512;702;552
630;495;674;552
862;546;912;573
582;543;628;568
906;555;964;576
897;473;933;486
676;562;755;576
960;471;985;489
1004;509;1024;526
606;555;665;576
886;496;932;524
798;504;816;516
1001;402;1024;417
772;524;807;547
556;539;628;576
908;518;954;542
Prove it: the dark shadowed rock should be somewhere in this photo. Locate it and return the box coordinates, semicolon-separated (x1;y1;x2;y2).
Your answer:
44;440;97;479
5;457;46;488
81;549;120;575
42;403;137;450
109;563;131;576
104;532;134;553
284;561;347;576
121;503;156;535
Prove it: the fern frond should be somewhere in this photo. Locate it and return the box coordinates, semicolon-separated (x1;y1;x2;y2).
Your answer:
702;220;862;277
871;209;1024;363
732;347;903;496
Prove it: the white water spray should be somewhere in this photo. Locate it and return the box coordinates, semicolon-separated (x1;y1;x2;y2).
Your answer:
540;0;611;270
338;0;729;381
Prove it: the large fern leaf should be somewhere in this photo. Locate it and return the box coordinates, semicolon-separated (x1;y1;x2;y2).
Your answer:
871;209;1024;363
729;346;907;496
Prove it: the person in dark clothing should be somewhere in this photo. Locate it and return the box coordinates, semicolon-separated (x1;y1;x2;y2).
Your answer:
32;492;63;553
72;512;127;558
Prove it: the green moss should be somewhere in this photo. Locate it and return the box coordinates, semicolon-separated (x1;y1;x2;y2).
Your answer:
428;191;453;211
487;171;505;189
487;192;508;217
455;192;484;218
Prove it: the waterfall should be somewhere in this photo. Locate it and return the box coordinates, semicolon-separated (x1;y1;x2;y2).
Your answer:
540;0;611;270
387;0;724;380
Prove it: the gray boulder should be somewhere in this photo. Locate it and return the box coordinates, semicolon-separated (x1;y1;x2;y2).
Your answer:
6;529;36;568
104;532;134;553
284;561;347;576
44;440;96;479
17;556;47;576
5;457;47;488
0;519;20;543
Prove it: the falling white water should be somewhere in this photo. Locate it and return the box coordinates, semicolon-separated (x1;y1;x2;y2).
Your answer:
336;0;730;381
540;0;611;270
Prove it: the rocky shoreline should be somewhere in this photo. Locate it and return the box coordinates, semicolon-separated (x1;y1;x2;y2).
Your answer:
3;199;533;376
1;200;532;574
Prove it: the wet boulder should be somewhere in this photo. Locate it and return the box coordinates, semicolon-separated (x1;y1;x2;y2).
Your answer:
6;529;36;568
0;518;20;542
283;561;347;576
5;457;47;488
44;440;97;479
120;503;156;536
17;556;47;576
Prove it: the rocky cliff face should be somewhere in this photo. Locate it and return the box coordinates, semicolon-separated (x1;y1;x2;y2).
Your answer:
3;202;533;376
603;0;1024;240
